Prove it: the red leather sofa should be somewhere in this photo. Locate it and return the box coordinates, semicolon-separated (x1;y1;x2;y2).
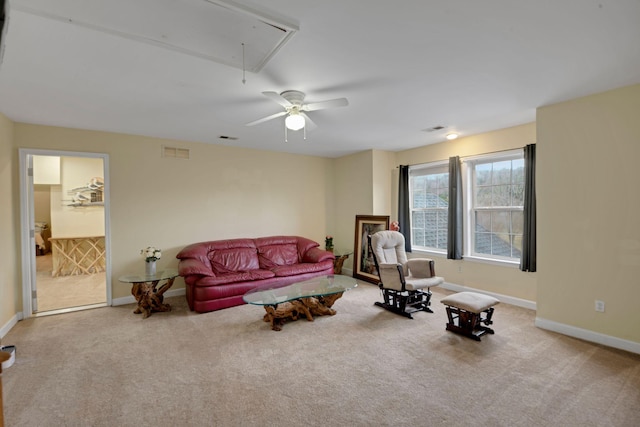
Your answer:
176;236;335;313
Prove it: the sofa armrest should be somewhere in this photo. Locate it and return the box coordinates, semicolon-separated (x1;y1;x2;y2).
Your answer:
302;247;335;263
178;258;215;277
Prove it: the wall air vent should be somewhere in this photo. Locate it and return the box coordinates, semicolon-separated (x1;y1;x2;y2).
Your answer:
162;146;190;159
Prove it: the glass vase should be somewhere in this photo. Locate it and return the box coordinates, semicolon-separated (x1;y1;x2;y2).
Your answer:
145;260;157;276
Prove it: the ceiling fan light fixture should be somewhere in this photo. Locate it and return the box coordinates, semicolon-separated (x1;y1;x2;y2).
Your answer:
285;113;305;131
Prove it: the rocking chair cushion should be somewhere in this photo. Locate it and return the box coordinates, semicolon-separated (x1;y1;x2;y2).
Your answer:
406;258;435;278
440;292;499;314
405;276;444;291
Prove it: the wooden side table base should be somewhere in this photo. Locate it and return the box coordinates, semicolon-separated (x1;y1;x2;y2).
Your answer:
333;253;352;274
130;277;175;318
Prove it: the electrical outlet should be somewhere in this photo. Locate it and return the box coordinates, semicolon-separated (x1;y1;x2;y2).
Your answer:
457;265;462;273
595;300;605;312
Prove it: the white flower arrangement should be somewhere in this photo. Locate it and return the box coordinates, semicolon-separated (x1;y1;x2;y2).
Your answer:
141;246;162;262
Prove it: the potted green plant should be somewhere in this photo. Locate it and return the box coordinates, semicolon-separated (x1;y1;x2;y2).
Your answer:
325;235;334;253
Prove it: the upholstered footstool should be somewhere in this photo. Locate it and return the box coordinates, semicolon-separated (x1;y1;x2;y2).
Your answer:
440;292;499;341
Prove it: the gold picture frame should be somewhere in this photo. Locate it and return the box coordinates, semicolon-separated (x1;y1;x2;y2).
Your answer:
353;215;390;283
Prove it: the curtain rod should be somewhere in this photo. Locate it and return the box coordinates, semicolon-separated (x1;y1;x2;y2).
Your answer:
396;146;528;168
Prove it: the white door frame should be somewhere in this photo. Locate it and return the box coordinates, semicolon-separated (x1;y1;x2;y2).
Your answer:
19;148;112;318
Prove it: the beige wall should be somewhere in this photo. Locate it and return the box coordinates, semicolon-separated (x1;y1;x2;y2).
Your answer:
332;150;374;269
33;155;60;184
537;84;640;343
371;150;395;216
33;185;52;225
10;124;332;303
0;113;18;331
331;149;396;271
394;123;538;302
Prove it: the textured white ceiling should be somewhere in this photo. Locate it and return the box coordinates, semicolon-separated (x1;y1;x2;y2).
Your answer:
1;0;639;158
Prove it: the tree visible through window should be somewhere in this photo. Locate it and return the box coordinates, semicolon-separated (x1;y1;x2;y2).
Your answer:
472;157;524;260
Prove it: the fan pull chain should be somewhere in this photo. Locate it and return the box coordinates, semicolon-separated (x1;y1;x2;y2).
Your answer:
241;43;246;85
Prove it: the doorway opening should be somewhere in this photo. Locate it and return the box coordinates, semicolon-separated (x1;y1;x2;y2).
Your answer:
19;149;111;318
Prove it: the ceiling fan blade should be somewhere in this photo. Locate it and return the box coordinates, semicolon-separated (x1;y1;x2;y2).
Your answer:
245;111;287;126
300;112;317;130
262;91;292;108
302;97;349;112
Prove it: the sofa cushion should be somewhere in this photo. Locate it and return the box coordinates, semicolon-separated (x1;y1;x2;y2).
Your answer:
177;238;255;258
196;269;275;286
271;261;334;277
209;248;260;274
257;244;299;269
178;258;216;277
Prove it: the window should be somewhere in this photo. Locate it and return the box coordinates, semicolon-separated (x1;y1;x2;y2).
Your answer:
407;150;525;263
409;162;448;252
468;153;524;261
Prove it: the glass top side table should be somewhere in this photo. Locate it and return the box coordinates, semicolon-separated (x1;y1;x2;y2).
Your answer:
118;268;179;318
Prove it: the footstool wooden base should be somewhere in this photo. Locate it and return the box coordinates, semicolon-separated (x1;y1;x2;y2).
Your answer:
440;292;499;341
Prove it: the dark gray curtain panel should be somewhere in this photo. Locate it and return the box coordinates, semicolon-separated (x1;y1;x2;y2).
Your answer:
447;156;463;259
398;165;412;252
520;144;537;272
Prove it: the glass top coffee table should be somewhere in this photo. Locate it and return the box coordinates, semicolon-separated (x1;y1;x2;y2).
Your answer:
243;275;358;331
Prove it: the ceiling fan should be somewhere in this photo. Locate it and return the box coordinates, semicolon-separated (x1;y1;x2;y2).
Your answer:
245;90;349;134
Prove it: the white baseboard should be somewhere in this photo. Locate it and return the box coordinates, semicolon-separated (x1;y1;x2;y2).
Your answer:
439;281;537;310
0;314;19;340
112;287;186;306
535;317;640;355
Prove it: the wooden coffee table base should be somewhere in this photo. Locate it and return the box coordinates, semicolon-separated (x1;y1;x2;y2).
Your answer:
262;292;344;331
130;277;175;318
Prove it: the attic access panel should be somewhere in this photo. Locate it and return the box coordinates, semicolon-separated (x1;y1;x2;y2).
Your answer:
10;0;298;72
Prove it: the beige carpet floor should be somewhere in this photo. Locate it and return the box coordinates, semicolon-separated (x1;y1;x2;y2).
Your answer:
2;282;639;426
35;253;106;312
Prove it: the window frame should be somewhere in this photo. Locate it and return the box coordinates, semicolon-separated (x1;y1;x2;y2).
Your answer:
408;160;449;254
462;149;524;265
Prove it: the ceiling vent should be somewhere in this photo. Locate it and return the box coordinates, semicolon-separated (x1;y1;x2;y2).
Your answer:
11;0;298;73
423;125;446;132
